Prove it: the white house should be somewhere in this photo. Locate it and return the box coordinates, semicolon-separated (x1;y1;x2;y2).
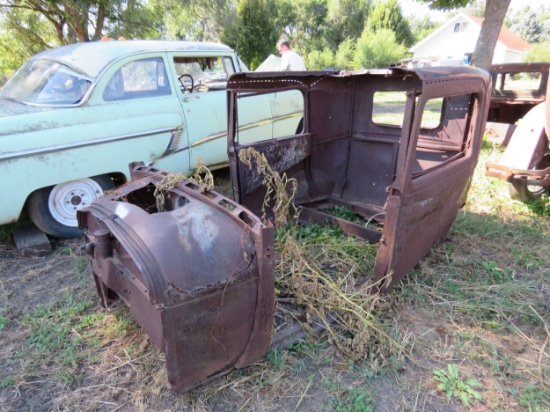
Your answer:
408;12;530;66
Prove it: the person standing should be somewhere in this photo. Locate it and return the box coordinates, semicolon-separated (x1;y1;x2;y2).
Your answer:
277;41;306;71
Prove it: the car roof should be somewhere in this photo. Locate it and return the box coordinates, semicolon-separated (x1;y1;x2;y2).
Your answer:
29;40;235;79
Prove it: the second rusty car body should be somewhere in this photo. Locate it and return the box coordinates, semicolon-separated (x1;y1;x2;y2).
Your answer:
485;64;550;201
488;62;549;125
486;62;550;145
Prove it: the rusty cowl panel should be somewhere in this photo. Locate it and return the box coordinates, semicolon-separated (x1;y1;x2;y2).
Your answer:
78;165;274;393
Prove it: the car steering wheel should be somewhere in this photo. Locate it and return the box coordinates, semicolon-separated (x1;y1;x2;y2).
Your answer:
178;74;194;93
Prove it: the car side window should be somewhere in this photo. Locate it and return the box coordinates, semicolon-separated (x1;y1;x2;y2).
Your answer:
103;57;171;101
173;56;234;93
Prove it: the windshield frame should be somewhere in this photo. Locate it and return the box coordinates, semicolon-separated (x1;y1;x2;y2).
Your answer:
0;59;94;107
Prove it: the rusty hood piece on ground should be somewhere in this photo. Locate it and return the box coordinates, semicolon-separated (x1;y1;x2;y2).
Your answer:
228;67;491;291
78;164;274;393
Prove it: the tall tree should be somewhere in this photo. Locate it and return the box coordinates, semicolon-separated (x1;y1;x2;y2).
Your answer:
0;0;162;80
367;0;413;47
0;1;161;45
408;14;440;44
508;5;550;44
224;0;278;69
280;0;329;56
0;6;56;80
151;0;234;42
325;0;370;49
418;0;512;70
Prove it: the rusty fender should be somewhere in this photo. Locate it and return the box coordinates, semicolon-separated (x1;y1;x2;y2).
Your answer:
78;164;274;393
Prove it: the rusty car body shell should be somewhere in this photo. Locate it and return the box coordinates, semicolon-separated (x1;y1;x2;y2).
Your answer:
78;164;275;393
485;67;550;201
228;67;491;291
78;66;491;393
486;63;550;145
488;62;549;124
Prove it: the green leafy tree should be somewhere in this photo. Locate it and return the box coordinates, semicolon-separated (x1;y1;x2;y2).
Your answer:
325;0;370;49
306;48;335;69
224;0;278;70
0;0;162;78
0;7;57;81
508;5;550;44
353;28;407;69
524;42;550;63
418;0;512;70
335;37;356;69
151;0;234;41
0;1;161;44
408;14;441;44
281;0;329;57
367;0;414;47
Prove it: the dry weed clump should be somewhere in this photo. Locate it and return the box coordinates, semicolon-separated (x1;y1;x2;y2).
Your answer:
238;147;300;227
154;157;215;212
239;147;410;367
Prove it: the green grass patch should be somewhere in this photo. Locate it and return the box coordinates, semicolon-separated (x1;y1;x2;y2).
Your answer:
433;364;483;407
0;313;9;330
19;292;132;385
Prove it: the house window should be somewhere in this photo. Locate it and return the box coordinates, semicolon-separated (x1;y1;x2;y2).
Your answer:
453;23;460;32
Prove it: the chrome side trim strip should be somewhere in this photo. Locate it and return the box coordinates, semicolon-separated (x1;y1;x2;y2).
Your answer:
0;127;177;162
191;112;302;148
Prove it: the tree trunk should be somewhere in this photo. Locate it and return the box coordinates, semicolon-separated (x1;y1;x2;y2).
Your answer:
470;0;512;70
92;3;106;41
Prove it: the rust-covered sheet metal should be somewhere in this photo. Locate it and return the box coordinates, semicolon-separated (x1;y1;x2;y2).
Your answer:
228;66;491;291
485;67;550;201
78;67;491;394
77;164;274;393
487;62;550;125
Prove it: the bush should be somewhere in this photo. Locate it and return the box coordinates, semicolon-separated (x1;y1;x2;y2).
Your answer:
523;41;550;63
353;28;407;69
335;38;356;70
306;48;336;70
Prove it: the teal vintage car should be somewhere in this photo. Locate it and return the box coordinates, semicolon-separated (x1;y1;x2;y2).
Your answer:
0;40;304;238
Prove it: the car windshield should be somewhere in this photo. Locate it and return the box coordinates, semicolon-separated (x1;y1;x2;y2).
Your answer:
0;59;92;105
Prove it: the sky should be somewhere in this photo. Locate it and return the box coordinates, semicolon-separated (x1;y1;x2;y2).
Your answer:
399;0;549;22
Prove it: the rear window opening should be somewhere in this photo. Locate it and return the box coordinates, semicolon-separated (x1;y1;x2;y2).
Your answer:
372;91;443;129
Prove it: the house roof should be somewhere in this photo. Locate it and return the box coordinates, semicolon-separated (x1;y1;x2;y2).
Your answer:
409;12;530;53
467;15;530;51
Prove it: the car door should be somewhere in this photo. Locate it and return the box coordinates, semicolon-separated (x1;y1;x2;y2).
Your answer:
85;54;190;177
373;81;490;290
167;52;273;172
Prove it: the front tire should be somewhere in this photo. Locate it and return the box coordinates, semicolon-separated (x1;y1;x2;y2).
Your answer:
27;175;114;238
